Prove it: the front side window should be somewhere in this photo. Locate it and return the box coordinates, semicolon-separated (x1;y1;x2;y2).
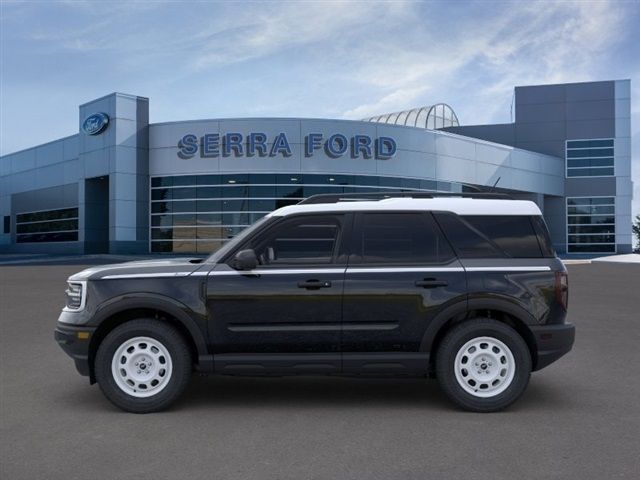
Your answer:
248;215;343;266
353;213;454;265
566;139;614;177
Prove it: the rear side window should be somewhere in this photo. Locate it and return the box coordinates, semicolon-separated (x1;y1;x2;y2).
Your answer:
435;213;544;258
462;216;542;258
433;213;502;258
354;212;455;265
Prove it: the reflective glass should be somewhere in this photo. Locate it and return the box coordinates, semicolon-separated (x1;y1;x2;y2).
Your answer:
567;197;614;206
172;187;197;199
567;158;614;168
172;176;198;186
567;139;613;149
197;187;221;198
151;189;172;201
567;205;615;215
149;175;469;254
568;244;615;253
567;148;614;158
567;167;614;177
197;175;220;185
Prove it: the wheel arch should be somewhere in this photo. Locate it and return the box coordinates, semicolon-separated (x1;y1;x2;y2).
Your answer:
421;296;539;371
87;294;208;383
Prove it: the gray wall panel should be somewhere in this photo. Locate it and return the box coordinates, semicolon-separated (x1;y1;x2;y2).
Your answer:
442;124;515;146
515;102;565;123
565;177;616;197
565;100;614;121
11;183;78;214
515;121;566;142
564;81;614;102
515;84;565;105
566;119;615;139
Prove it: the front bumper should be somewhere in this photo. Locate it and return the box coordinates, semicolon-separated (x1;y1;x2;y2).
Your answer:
54;323;96;377
530;323;576;371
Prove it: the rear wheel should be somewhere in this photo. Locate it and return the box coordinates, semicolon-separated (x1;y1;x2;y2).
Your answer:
95;319;192;413
436;318;531;412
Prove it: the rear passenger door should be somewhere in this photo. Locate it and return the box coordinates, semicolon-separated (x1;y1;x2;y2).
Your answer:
341;212;466;371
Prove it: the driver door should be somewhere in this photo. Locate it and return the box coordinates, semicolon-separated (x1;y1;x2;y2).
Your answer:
205;213;350;373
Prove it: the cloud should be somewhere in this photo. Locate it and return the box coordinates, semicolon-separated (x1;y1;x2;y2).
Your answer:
188;1;412;70
339;0;630;121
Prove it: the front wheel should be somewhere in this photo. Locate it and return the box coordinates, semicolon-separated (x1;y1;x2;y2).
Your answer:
95;319;192;413
436;318;531;412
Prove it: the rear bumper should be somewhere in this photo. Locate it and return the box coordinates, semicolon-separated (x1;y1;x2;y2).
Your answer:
54;323;96;377
530;323;575;371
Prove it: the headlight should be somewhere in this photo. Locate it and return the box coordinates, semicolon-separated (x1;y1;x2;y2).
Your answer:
65;281;86;310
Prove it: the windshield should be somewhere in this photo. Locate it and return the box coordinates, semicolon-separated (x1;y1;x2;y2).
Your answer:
205;216;272;264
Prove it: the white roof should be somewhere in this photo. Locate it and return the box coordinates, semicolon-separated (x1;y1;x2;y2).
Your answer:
271;197;542;217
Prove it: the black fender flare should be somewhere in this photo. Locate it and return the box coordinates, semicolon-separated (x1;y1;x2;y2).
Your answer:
89;293;209;357
419;295;537;353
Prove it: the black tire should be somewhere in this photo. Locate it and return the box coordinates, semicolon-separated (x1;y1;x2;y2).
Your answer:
95;319;192;413
435;318;531;412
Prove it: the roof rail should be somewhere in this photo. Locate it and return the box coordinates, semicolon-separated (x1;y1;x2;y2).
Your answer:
297;191;513;205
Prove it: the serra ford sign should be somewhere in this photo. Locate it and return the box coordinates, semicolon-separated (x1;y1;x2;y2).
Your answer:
177;132;397;160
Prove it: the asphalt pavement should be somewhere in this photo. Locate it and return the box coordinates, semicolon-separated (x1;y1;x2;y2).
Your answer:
1;262;639;480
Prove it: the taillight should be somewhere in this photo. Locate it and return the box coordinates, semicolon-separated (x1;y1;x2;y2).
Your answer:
555;271;568;311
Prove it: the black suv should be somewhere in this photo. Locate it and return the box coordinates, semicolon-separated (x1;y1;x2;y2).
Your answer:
55;193;574;413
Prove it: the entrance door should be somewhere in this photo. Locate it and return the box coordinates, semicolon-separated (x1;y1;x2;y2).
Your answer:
84;176;109;254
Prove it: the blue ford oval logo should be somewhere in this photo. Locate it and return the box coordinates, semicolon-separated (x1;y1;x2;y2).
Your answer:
82;112;109;135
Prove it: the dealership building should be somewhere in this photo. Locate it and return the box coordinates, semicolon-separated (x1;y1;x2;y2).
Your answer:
0;79;633;256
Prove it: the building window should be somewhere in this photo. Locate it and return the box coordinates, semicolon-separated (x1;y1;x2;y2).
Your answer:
15;207;79;243
3;216;9;234
566;197;615;253
566;139;614;177
149;174;462;254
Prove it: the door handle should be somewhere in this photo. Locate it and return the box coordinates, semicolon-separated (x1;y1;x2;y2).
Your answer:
298;279;332;290
415;278;448;288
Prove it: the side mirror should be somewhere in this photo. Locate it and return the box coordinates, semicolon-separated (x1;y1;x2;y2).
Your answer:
232;249;258;270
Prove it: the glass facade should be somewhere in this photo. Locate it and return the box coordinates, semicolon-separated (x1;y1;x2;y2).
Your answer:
15;207;79;243
567;197;616;253
566;139;614;177
150;173;463;253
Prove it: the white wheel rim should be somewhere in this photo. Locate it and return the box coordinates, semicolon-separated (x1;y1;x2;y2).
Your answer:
111;336;173;398
453;336;515;398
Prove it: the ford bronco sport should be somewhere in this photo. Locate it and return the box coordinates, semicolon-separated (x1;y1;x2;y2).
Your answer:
55;192;575;413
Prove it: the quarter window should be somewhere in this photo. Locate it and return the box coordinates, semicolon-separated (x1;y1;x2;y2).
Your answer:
435;214;547;258
354;213;454;264
462;216;543;258
566;139;614;177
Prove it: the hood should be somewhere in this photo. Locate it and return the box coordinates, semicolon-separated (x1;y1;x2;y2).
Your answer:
68;257;205;281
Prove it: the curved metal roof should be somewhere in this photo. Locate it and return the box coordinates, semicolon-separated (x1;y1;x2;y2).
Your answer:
363;103;459;129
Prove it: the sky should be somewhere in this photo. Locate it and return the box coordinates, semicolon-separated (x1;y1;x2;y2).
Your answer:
1;0;639;214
